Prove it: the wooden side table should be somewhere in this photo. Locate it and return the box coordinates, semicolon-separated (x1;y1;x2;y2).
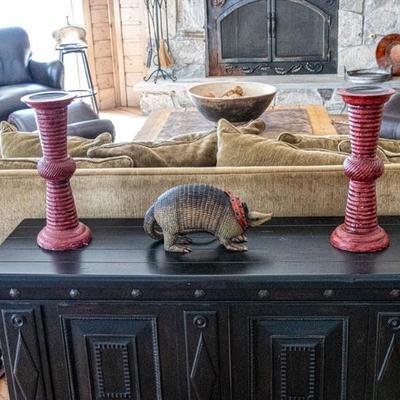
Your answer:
0;217;400;400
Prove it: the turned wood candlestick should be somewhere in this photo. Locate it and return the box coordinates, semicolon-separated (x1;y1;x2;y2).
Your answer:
331;86;395;253
22;91;92;251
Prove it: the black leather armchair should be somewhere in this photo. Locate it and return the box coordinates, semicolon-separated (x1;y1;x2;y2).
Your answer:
381;92;400;140
0;27;64;121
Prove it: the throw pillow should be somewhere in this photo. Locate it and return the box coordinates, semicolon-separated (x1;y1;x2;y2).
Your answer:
338;140;393;163
87;120;266;167
217;119;347;167
280;131;400;154
0;122;112;158
278;132;349;150
74;156;133;168
0;156;133;170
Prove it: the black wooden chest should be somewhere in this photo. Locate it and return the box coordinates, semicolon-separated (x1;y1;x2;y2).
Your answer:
0;218;400;400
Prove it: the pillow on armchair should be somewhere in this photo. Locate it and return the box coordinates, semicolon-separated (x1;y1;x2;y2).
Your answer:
0;122;112;158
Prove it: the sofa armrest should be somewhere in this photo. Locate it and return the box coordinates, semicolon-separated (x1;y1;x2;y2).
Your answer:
29;60;64;89
381;116;400;140
8;109;38;132
66;119;116;140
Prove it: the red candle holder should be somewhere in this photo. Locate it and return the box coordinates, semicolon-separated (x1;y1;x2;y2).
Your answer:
331;86;395;253
22;91;92;251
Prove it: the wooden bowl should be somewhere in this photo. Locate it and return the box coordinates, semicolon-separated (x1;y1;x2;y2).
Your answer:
188;82;277;123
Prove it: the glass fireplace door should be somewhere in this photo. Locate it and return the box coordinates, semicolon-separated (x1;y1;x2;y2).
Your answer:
272;0;330;62
219;0;271;63
207;0;338;76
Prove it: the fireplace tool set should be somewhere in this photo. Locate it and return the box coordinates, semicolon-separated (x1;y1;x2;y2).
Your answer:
143;0;176;83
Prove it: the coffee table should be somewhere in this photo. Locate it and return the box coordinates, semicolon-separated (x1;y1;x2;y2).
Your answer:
136;105;338;141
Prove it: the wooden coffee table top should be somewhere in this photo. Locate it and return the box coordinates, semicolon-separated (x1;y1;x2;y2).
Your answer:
136;105;339;141
0;380;8;400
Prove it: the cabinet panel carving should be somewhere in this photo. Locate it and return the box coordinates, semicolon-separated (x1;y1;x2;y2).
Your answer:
61;316;162;400
230;306;368;400
1;308;49;400
90;338;137;399
249;317;347;400
278;340;319;400
184;311;220;400
374;313;400;400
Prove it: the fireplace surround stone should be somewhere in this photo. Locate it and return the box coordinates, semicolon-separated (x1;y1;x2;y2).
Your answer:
165;0;400;79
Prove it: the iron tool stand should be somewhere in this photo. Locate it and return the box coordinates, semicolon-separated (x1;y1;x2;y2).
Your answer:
144;0;176;83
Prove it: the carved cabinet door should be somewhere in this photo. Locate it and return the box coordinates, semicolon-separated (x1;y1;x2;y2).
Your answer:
46;302;179;400
174;305;230;400
230;304;368;400
0;304;53;400
369;308;400;400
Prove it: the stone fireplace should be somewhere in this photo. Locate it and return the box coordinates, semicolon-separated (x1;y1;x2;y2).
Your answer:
207;0;338;76
135;0;400;114
165;0;396;79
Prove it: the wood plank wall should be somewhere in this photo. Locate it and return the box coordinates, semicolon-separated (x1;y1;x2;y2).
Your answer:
120;0;147;107
83;0;147;110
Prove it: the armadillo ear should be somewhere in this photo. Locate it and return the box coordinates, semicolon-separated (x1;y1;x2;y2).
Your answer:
248;211;273;227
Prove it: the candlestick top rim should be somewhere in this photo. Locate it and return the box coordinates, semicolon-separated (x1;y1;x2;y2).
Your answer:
21;91;76;106
337;85;395;97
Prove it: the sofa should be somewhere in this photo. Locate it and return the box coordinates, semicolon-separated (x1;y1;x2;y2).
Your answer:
2;163;400;245
2;112;400;245
0;27;64;121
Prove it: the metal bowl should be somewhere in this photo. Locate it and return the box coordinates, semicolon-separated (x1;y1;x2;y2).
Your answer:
345;68;392;84
188;82;277;123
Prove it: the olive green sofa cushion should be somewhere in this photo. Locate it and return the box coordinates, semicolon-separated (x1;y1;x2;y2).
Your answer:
217;119;348;167
87;120;265;167
0;122;113;158
0;156;133;169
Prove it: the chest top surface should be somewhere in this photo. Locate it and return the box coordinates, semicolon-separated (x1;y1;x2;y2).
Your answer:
1;217;400;282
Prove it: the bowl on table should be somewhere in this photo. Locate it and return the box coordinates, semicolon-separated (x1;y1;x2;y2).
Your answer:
188;81;277;123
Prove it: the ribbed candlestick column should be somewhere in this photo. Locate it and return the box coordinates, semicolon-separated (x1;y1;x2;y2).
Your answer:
22;91;92;251
331;86;395;253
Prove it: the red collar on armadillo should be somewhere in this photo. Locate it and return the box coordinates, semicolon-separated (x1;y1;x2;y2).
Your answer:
225;191;248;230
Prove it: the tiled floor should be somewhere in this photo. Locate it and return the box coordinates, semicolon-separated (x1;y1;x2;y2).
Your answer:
100;107;147;142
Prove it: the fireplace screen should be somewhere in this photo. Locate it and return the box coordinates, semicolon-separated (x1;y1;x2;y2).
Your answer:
207;0;338;76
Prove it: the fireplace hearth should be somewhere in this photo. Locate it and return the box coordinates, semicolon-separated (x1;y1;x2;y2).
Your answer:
207;0;339;76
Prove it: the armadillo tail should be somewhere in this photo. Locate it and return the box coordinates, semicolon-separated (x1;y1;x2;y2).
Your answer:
144;204;163;241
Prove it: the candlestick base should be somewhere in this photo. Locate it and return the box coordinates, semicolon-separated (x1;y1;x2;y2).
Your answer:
37;222;92;251
330;223;389;253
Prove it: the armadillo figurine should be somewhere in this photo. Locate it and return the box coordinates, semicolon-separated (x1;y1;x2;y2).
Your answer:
144;184;272;253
